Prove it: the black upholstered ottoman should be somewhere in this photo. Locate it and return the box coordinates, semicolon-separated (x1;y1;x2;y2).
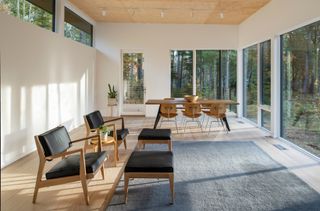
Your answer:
137;128;172;151
124;151;174;204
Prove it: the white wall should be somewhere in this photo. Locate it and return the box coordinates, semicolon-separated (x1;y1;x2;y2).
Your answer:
95;23;238;117
239;0;320;47
0;14;96;168
238;0;320;137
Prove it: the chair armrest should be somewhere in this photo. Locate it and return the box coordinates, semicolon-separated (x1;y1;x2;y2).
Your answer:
46;148;88;176
103;117;125;129
71;134;99;144
46;148;83;160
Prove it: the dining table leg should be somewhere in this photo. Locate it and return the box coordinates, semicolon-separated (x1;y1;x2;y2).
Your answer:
222;117;231;132
153;106;161;129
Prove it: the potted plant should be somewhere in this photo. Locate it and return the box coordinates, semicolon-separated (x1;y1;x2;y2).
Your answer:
99;125;110;140
108;84;118;105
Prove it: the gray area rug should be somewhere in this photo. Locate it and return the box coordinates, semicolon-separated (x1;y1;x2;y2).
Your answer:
108;141;320;210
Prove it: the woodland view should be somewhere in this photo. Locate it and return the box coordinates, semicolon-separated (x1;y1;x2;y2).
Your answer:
171;50;237;112
1;0;92;46
281;21;320;156
123;53;144;104
2;0;53;30
243;45;258;123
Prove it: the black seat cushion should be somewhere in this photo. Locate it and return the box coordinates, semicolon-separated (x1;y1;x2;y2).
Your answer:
46;151;107;179
38;126;71;157
125;151;173;173
138;128;171;140
85;110;104;129
110;128;129;140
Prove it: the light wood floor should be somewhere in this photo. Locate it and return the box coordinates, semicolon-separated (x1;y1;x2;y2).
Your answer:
1;115;320;211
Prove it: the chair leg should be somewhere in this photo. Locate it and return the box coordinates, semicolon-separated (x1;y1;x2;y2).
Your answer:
184;120;188;133
33;159;45;203
32;182;40;203
124;174;129;204
123;138;127;150
80;177;89;205
169;173;174;204
208;121;213;135
175;117;179;133
168;140;172;151
100;166;105;180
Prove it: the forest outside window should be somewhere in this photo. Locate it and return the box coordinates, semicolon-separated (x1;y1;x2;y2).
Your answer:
243;45;258;123
64;7;93;47
1;0;55;31
281;20;320;157
170;50;237;112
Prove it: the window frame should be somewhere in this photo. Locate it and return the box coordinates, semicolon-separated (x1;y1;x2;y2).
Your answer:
64;6;93;47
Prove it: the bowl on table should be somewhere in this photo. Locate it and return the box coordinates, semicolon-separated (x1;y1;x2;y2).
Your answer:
184;95;199;102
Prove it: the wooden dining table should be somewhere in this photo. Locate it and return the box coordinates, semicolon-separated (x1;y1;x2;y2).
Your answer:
145;99;238;132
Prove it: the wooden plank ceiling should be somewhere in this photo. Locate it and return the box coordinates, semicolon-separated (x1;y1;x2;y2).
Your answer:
69;0;271;24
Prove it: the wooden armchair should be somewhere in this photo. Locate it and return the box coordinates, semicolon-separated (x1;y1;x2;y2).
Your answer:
84;110;129;162
33;126;107;205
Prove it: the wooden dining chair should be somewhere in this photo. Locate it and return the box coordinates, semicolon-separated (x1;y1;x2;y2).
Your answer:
159;98;179;132
203;103;228;134
182;102;203;132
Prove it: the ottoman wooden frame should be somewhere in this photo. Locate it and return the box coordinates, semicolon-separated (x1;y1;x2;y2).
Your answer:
124;172;174;204
124;151;174;204
137;128;172;151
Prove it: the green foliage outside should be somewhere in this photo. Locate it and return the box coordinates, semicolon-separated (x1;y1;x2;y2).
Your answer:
123;53;144;104
171;50;237;112
243;45;258;123
1;0;53;31
64;22;91;46
196;50;219;99
171;50;193;97
221;50;237;112
282;21;320;156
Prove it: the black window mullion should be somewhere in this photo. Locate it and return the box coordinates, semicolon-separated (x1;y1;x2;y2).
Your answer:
218;50;222;99
52;0;55;32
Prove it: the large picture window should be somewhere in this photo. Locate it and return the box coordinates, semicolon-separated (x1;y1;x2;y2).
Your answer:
171;50;237;111
221;50;237;112
64;7;93;46
196;50;220;99
281;21;320;157
171;50;193;97
243;45;258;123
1;0;55;31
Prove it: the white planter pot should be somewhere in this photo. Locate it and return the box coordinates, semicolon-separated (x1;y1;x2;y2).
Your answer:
108;98;117;106
100;132;108;140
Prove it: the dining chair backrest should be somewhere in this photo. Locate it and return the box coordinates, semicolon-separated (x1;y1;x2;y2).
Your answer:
209;103;227;118
160;98;177;118
183;102;201;117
